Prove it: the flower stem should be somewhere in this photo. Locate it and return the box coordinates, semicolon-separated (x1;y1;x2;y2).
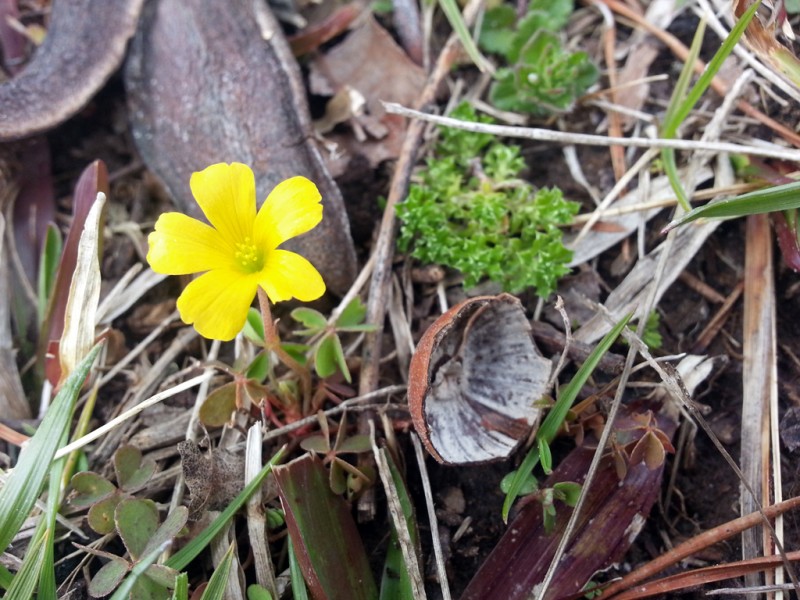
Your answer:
257;287;312;412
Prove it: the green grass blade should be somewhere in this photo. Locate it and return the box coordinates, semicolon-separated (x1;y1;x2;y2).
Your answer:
172;572;189;600
37;223;63;327
660;2;760;212
165;447;285;571
664;2;760;137
289;537;310;600
661;19;707;139
663;180;800;231
2;527;50;598
0;565;13;589
200;543;235;600
437;0;492;72
0;342;102;554
38;444;69;597
501;314;632;522
661;19;706;212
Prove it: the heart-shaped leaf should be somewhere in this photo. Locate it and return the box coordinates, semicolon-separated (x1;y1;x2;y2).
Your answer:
88;493;123;535
88;556;130;598
116;499;160;560
291;307;327;331
314;334;349;382
199;383;237;428
114;445;156;493
70;472;116;508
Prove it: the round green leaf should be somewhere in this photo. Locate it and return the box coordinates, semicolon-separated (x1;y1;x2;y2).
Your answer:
114;445;156;493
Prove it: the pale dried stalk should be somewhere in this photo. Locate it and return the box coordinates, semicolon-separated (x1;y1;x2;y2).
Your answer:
245;423;279;597
53;372;211;460
91;326;199;465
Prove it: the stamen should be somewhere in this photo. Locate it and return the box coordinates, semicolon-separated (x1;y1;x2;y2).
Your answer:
234;237;263;272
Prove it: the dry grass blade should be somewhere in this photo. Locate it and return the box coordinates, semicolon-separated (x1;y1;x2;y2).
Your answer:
245;424;278;598
411;434;452;600
741;213;779;588
369;421;426;599
607;551;800;600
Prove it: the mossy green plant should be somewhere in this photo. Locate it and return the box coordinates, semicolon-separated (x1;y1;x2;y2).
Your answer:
397;102;579;297
479;0;598;116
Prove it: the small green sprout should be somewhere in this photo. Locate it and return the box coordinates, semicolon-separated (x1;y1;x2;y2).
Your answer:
300;411;374;498
479;0;598;116
624;311;663;350
291;297;376;383
397;102;579;297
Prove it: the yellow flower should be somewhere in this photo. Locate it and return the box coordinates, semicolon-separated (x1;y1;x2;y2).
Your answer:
147;163;326;341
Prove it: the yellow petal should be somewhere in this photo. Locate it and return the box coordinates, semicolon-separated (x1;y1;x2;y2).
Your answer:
258;249;326;303
147;213;234;275
254;176;322;248
190;163;257;245
176;269;259;341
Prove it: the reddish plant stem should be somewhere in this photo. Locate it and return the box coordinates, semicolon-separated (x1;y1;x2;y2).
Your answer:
257;287;311;411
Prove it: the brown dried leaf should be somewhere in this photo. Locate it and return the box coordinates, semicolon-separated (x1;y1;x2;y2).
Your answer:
177;440;244;520
309;15;426;176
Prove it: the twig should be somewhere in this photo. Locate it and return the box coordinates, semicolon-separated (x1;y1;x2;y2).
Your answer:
382;102;800;161
599;496;800;598
261;385;407;442
569;182;759;224
359;0;486;398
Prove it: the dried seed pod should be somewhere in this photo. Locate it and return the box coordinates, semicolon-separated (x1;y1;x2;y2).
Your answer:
408;294;551;464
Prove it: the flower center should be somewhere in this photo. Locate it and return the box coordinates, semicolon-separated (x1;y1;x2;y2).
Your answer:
233;237;263;273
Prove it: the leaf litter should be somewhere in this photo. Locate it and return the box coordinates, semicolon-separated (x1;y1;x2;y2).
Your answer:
0;0;800;598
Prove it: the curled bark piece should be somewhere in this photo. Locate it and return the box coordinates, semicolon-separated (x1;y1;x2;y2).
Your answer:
0;0;144;141
125;0;357;295
409;294;551;465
